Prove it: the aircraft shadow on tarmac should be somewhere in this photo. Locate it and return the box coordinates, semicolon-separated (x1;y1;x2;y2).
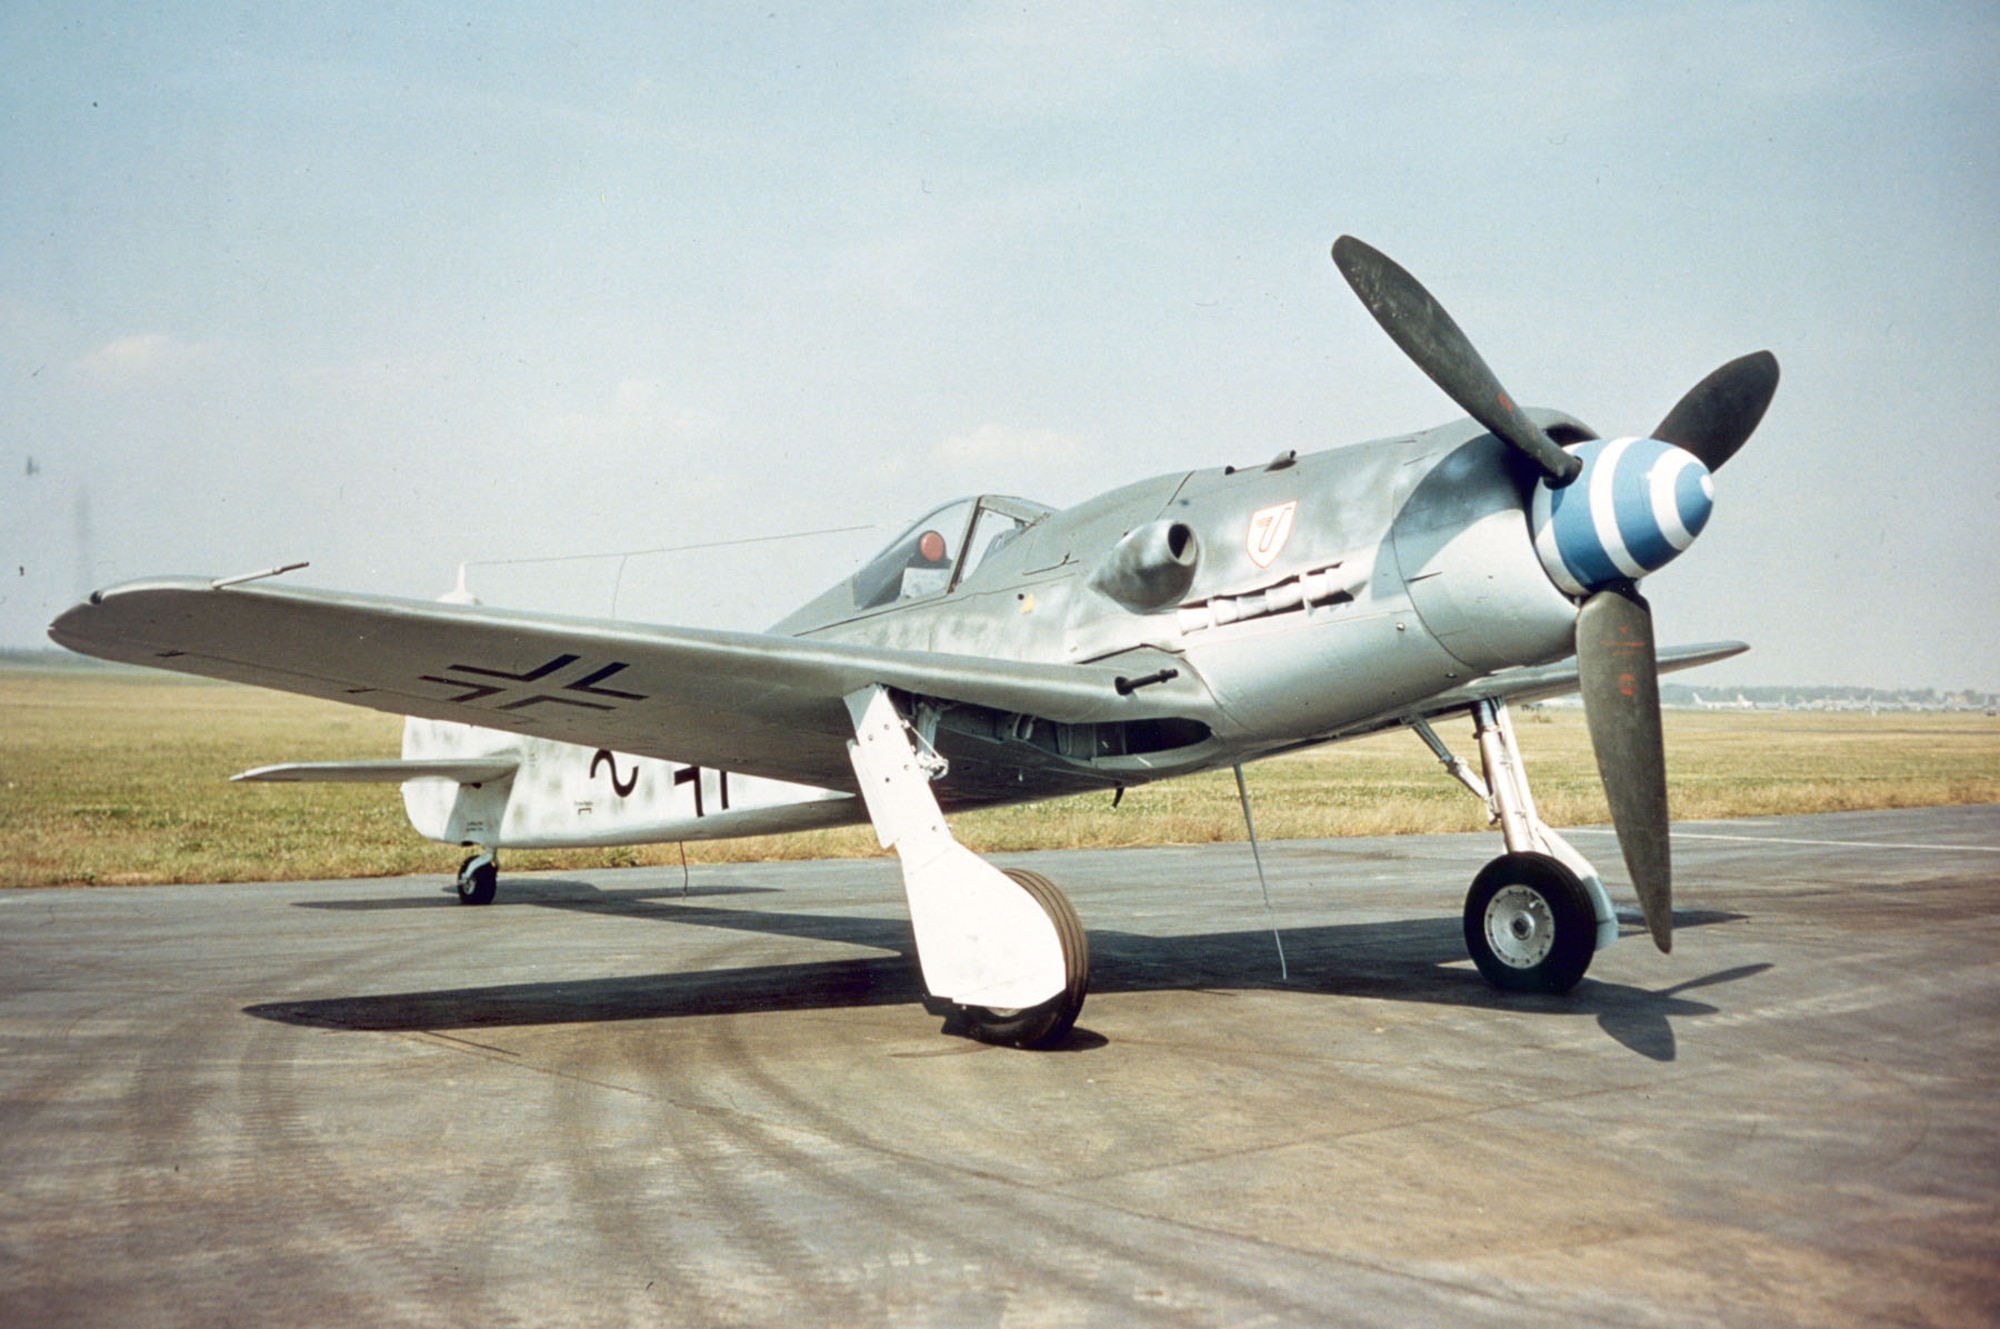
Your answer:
257;876;1760;1060
294;882;784;911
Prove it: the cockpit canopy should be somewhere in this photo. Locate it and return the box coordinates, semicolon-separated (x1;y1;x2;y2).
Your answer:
767;494;1057;636
850;495;1054;610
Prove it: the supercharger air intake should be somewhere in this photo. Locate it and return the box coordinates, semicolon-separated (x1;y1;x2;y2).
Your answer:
1090;520;1200;612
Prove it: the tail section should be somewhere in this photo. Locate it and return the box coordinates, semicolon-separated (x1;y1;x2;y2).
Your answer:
237;716;859;853
398;717;857;848
397;717;524;848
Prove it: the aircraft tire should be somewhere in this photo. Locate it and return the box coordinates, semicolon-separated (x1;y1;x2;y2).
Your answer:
955;869;1089;1049
1464;852;1594;994
455;855;498;906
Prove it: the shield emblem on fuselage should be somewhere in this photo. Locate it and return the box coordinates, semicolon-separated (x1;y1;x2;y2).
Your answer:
1246;500;1297;569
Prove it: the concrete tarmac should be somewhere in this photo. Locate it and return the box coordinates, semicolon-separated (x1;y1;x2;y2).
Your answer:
3;805;1997;1327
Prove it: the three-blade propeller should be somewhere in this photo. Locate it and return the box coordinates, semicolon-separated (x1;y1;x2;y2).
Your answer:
1651;350;1780;473
1332;236;1584;487
1333;235;1779;952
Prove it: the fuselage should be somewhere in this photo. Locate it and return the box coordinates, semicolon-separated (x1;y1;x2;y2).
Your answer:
396;410;1628;849
770;412;1596;808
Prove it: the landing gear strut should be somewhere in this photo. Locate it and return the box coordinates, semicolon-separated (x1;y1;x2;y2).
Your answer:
844;685;1089;1048
455;850;497;906
1414;699;1617;994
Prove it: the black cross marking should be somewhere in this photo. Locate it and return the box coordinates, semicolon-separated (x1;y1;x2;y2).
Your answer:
421;653;651;711
497;692;615;714
566;662;646;701
419;675;506;704
445;654;579;683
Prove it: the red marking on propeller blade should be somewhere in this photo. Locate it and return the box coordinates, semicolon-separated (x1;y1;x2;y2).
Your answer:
1619;672;1638;697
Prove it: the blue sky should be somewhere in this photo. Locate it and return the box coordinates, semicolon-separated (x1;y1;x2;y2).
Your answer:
4;3;1996;688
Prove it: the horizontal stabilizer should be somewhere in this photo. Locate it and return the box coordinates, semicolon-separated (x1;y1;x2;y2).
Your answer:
231;758;521;785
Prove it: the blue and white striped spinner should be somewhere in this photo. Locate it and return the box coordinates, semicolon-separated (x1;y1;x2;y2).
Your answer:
1530;437;1714;597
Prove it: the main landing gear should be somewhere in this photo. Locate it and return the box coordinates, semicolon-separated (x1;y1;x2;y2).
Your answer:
455;850;498;906
954;868;1091;1048
1413;699;1618;994
1463;851;1595;993
844;685;1089;1048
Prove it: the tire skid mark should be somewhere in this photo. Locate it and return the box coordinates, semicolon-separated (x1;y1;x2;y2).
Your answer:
226;915;551;1321
89;941;391;1322
1049;1062;1734;1189
397;1029;652;1098
349;919;563;1318
660;1015;877;1324
542;1043;743;1326
561;928;859;1326
650;938;876;1325
713;1017;1559;1323
543;933;766;1327
234;940;453;1323
686;1023;1245;1320
381;965;1477;1320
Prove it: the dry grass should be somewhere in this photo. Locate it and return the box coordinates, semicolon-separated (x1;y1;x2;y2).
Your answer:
4;669;1996;887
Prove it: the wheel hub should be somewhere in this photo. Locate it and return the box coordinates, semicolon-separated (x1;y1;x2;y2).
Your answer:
1485;883;1555;968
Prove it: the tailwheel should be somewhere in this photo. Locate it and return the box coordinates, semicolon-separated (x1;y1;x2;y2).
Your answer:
455;851;498;906
1464;852;1594;994
956;869;1089;1049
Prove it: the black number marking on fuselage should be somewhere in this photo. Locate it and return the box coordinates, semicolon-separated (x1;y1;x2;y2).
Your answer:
672;764;730;818
590;749;640;797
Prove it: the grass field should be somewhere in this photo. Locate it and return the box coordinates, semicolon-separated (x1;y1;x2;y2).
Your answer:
4;668;1997;888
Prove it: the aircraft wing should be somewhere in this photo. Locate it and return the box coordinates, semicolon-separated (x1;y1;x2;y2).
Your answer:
1413;641;1750;717
50;577;1214;791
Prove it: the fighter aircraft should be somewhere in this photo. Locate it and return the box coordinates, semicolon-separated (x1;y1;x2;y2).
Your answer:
49;237;1777;1049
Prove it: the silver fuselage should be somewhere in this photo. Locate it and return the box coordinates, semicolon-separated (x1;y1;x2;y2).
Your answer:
775;414;1590;808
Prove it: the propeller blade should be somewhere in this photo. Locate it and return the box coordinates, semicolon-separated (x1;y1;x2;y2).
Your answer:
1575;585;1673;952
1652;350;1779;472
1332;235;1582;486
